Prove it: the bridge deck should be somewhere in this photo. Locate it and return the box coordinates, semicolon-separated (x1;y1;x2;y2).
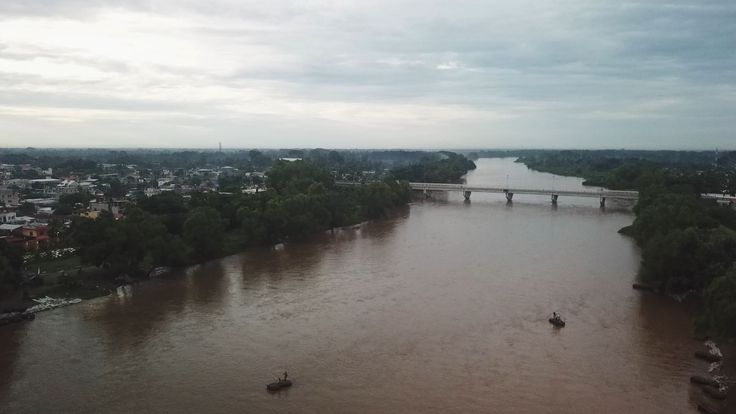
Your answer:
407;182;638;199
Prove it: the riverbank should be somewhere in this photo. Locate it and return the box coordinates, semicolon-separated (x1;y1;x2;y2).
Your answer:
0;212;396;327
690;339;732;413
517;155;734;412
0;267;121;326
632;284;731;401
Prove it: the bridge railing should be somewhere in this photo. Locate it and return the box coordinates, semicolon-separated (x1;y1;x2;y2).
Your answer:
407;182;639;199
336;181;640;200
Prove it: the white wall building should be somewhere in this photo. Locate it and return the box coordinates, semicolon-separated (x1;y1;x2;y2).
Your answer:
0;211;17;223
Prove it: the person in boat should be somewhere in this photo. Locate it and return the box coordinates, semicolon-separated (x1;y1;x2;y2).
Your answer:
552;312;563;323
281;371;288;382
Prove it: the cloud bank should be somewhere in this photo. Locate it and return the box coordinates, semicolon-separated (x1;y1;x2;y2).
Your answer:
0;0;734;149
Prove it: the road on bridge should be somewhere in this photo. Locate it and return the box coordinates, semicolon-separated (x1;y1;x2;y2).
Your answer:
335;181;638;206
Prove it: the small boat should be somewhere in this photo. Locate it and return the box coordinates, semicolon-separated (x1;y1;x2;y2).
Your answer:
697;402;724;414
690;375;720;387
702;385;728;400
694;350;722;363
632;283;656;292
266;379;292;392
548;316;565;327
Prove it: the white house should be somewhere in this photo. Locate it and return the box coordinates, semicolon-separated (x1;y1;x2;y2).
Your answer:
0;211;17;223
55;179;80;196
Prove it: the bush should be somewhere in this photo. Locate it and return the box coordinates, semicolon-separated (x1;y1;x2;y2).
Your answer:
702;270;736;337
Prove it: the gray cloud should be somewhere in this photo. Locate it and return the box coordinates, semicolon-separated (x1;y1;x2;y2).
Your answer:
0;0;735;148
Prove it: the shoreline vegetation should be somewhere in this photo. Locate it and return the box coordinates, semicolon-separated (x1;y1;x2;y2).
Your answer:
514;150;735;410
1;150;476;312
509;150;736;339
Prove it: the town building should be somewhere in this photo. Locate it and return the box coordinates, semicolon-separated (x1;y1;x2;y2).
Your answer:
0;187;20;206
90;198;129;216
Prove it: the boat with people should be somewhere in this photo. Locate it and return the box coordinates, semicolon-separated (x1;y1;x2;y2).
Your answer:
266;371;292;392
266;379;292;392
548;312;565;327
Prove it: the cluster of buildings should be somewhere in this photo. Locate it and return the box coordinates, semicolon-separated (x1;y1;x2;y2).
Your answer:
0;162;266;250
1;164;56;250
0;209;50;250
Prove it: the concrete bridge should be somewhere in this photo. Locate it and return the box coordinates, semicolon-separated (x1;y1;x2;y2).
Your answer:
408;182;638;206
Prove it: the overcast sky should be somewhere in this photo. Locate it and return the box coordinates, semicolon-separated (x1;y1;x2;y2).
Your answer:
0;1;734;149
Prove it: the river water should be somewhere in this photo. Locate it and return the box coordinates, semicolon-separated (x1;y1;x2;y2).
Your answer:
0;158;710;413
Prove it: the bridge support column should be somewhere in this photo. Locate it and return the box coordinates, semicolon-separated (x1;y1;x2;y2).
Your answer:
505;192;514;202
463;191;471;201
600;197;606;208
551;194;558;204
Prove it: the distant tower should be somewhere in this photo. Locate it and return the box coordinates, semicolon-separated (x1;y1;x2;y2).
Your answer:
714;148;719;167
219;142;222;153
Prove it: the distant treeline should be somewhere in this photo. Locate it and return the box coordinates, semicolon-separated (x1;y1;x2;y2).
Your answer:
471;149;731;167
392;151;477;183
0;148;439;176
511;149;736;194
515;150;736;338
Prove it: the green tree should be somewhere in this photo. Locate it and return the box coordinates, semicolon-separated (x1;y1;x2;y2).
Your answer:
138;192;187;215
18;202;36;216
237;206;269;245
249;150;271;169
58;192;92;208
392;152;476;184
105;179;127;198
218;176;244;193
183;207;226;260
702;269;736;337
639;227;736;292
53;204;74;216
268;160;333;195
72;208;177;276
0;240;24;292
148;234;189;267
137;192;188;235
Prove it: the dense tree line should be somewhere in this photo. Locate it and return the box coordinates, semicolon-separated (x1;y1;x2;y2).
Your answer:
392;152;477;183
0;149;275;172
0;241;24;293
621;183;736;337
516;150;735;194
0;148;450;176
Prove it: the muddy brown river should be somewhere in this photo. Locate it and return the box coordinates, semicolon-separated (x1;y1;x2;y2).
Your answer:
0;158;710;413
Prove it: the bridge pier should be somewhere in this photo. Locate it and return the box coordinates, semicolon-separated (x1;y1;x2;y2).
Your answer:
396;182;638;204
